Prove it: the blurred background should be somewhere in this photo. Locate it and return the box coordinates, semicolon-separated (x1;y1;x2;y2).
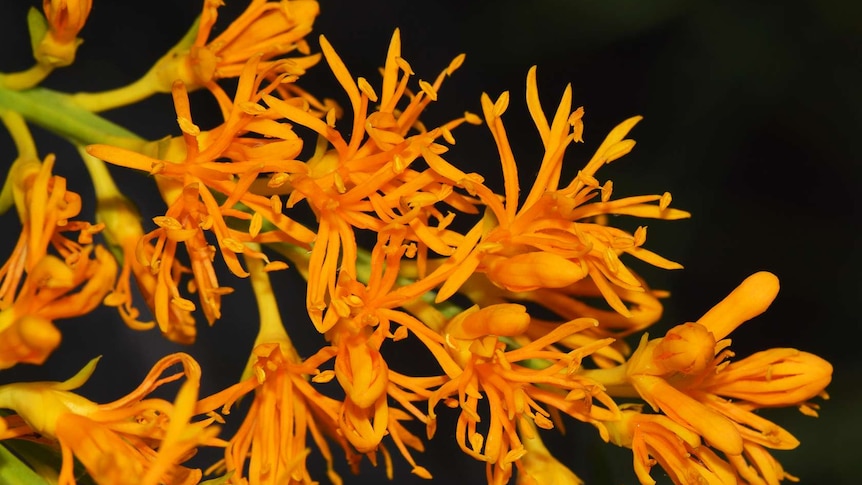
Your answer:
1;0;859;483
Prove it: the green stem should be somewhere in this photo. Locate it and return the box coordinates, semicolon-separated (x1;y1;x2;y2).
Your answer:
68;71;162;113
0;85;146;151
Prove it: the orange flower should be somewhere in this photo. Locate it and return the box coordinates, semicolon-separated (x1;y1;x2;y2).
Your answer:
0;246;116;369
262;29;480;332
617;272;832;482
151;0;321;92
434;66;689;323
426;306;619;485
197;254;350;485
89;58;316;341
0;353;225;485
607;406;736;485
35;0;93;67
1;155;94;309
0;156;114;368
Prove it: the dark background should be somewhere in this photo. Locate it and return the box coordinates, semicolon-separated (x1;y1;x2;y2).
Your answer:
1;1;859;483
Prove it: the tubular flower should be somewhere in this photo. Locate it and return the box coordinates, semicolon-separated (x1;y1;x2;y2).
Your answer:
606;405;736;485
0;353;225;485
35;0;93;67
151;0;321;93
0;154;113;368
435;66;689;323
199;254;350;485
98;192;196;335
88;57;316;341
618;272;832;482
0;245;116;369
212;342;349;485
426;306;619;485
1;155;95;309
261;29;480;332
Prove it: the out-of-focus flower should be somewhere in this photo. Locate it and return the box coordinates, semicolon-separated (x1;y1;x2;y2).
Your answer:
151;0;321;92
0;353;225;485
34;0;93;67
0;155;114;369
616;272;832;483
1;156;92;308
0;246;115;369
434;66;688;324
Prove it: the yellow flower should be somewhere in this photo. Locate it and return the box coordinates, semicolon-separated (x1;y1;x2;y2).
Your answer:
434;67;689;323
151;0;321;92
35;0;93;67
0;353;224;485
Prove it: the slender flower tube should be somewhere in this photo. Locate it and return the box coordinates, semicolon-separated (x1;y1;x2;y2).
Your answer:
516;420;584;485
200;254;350;485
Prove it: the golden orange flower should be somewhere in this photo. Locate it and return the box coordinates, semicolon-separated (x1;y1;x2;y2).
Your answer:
426;306;619;485
151;0;321;92
88;58;316;341
615;272;832;482
0;353;225;485
1;155;92;309
195;254;350;485
0;155;115;368
434;66;689;323
607;406;736;485
261;29;480;332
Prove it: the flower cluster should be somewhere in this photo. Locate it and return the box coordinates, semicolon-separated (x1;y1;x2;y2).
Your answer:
0;1;832;484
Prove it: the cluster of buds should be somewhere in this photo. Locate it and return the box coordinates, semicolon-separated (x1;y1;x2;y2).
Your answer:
0;1;831;485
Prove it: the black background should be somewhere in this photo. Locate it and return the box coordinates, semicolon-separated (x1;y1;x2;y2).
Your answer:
1;1;859;483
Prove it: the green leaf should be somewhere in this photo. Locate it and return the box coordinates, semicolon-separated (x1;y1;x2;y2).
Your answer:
2;439;97;485
0;441;51;485
26;7;48;57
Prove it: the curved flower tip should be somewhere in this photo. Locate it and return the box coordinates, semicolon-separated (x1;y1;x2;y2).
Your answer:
696;271;780;340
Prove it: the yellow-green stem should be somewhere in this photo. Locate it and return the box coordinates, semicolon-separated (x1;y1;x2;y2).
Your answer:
0;64;53;91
